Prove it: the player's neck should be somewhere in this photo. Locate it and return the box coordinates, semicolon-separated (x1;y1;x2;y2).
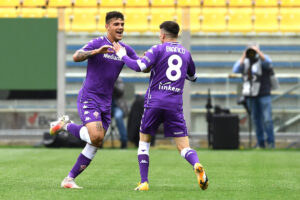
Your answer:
106;35;120;43
163;38;177;43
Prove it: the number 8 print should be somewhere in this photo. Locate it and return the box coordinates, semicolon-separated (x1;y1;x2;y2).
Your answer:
166;54;182;81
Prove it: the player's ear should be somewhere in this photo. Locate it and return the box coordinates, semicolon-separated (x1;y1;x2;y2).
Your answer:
162;33;166;40
105;24;109;30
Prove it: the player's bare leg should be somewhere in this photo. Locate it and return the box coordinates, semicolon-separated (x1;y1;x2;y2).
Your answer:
174;136;209;190
135;132;151;191
61;121;106;189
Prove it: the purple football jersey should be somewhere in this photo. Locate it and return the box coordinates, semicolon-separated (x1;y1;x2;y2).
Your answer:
79;36;138;107
123;42;196;111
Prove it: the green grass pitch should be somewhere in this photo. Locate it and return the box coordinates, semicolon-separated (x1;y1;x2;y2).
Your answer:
0;147;300;200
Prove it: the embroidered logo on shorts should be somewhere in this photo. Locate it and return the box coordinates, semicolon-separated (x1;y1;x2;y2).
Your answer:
93;111;99;119
173;131;184;135
84;111;89;115
85;117;91;121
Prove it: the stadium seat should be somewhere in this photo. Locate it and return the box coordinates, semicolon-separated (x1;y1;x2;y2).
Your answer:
71;8;98;32
175;7;183;29
254;0;279;6
20;8;45;17
201;8;227;32
280;0;300;6
22;0;46;7
64;8;73;31
48;0;72;7
254;8;279;32
0;8;18;17
190;7;201;32
74;0;99;7
0;0;20;7
125;8;149;32
227;8;253;32
280;8;300;32
97;7;124;32
45;7;58;17
151;0;175;7
177;0;200;6
229;0;252;6
202;0;227;6
149;7;177;32
126;0;149;7
100;0;124;7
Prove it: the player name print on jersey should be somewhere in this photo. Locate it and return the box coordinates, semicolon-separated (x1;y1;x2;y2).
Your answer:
166;46;186;54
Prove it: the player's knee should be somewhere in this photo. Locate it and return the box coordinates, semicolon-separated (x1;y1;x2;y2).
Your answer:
90;132;104;147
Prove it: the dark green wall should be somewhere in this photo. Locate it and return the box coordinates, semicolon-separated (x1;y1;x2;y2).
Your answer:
0;18;57;90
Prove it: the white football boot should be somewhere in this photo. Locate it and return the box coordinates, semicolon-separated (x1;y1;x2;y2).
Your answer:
61;177;83;189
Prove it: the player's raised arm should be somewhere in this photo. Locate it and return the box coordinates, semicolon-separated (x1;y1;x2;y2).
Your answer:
73;45;114;62
113;42;153;72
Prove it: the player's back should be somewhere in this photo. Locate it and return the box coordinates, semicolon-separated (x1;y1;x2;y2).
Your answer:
144;42;194;111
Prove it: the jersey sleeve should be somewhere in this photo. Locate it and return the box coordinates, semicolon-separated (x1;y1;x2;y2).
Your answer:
125;45;139;60
122;45;158;72
186;53;197;82
80;39;97;52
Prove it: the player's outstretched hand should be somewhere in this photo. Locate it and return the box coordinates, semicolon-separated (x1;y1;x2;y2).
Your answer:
112;42;127;59
96;45;114;54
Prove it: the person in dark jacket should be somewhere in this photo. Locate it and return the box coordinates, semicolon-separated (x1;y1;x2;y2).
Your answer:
233;42;275;148
112;77;129;149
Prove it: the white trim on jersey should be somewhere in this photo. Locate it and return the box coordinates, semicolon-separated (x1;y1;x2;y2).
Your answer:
186;74;197;82
137;60;147;71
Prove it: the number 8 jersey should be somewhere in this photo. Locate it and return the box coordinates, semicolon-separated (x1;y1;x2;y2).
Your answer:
122;42;197;112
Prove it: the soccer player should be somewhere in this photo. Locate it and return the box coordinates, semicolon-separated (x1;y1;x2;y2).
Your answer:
49;11;139;189
112;21;209;191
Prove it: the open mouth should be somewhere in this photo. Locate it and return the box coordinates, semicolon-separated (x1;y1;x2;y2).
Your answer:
116;30;123;35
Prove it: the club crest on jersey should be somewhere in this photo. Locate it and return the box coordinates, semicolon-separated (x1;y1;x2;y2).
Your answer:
158;82;181;93
93;111;99;119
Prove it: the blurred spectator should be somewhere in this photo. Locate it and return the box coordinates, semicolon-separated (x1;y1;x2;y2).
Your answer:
127;94;144;147
112;77;129;149
233;42;275;148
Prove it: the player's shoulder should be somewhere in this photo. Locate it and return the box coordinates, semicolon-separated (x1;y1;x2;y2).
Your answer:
89;36;107;46
119;41;131;49
148;44;162;54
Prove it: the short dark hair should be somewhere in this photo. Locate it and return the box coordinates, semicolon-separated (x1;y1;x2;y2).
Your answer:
106;11;124;24
159;21;180;38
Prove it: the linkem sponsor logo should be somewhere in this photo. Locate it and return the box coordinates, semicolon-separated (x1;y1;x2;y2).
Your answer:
158;82;181;93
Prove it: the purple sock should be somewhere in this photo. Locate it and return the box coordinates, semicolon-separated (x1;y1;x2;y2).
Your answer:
68;153;91;179
67;123;83;140
138;154;149;183
185;149;200;166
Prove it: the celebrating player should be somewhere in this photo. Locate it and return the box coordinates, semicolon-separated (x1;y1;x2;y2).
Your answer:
113;21;209;191
49;11;139;189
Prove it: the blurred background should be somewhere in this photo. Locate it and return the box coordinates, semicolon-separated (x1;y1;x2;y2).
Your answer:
0;0;300;149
